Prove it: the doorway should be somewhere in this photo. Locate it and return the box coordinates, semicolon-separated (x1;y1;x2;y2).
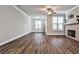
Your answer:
32;19;45;32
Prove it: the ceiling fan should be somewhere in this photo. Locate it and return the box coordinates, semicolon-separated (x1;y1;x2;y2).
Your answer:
40;7;56;15
46;8;56;15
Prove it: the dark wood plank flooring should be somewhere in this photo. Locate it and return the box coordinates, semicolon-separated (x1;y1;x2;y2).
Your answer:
0;32;79;54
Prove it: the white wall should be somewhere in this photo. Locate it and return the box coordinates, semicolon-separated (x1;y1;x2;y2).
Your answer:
0;5;31;45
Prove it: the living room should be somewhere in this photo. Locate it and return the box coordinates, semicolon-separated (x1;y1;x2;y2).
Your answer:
0;5;79;54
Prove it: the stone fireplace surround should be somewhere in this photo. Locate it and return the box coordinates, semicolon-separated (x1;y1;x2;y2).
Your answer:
65;24;79;41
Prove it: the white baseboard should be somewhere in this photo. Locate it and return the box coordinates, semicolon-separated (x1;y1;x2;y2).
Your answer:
0;32;31;46
46;33;65;35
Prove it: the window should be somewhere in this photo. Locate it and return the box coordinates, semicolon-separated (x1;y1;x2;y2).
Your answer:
35;20;41;29
52;16;64;31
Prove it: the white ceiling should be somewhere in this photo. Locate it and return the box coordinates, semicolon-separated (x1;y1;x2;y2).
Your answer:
17;5;76;19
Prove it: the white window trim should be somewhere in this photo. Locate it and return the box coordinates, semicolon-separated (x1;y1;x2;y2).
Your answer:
52;16;64;31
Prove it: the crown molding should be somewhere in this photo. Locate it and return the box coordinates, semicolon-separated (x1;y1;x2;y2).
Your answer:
12;5;30;18
66;5;79;14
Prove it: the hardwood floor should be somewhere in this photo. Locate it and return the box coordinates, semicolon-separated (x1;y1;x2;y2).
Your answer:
0;32;79;54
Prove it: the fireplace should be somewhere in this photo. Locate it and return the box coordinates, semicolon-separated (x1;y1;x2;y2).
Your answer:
68;30;75;38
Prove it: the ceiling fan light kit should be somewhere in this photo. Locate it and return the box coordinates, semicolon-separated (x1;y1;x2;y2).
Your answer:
47;11;52;15
40;6;57;15
46;8;53;15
